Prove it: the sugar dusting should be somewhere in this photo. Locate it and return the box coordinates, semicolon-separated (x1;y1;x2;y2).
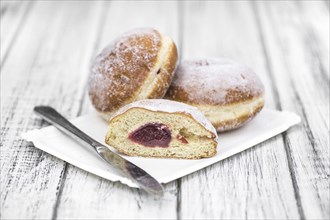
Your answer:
111;99;218;138
88;28;161;112
169;58;264;105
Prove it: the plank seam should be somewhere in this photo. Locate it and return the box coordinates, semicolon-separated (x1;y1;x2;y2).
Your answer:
251;2;306;219
301;23;329;91
251;2;282;111
244;168;250;219
176;179;182;220
282;131;306;220
50;2;110;218
51;163;68;220
287;86;326;214
255;1;329;217
77;1;110;117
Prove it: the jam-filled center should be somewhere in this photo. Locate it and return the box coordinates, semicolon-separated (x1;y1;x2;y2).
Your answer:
128;122;171;148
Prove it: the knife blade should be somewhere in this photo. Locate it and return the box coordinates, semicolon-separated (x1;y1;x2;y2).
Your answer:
33;106;164;195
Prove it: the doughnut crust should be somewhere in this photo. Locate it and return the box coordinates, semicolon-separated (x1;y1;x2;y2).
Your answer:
165;58;265;132
105;99;218;159
88;28;178;121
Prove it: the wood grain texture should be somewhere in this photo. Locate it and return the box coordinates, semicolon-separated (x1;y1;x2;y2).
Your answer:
179;2;300;219
0;1;32;68
1;1;329;219
1;1;104;219
256;1;329;219
54;1;180;219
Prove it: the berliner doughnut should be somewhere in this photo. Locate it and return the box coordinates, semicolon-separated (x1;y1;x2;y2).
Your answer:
105;99;218;159
88;28;178;121
165;58;265;132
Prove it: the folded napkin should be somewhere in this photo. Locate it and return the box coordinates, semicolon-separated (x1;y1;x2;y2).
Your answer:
22;109;300;188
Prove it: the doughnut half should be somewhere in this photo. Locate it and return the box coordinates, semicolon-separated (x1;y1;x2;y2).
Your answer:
105;99;218;159
88;28;178;121
165;58;265;132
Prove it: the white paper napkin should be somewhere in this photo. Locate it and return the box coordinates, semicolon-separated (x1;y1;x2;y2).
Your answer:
22;109;300;188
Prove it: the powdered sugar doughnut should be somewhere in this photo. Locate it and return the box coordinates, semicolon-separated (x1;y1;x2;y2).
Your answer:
165;58;265;132
106;99;218;159
88;28;178;121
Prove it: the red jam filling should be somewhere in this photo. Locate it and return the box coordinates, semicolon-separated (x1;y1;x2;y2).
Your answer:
176;135;188;144
128;123;171;148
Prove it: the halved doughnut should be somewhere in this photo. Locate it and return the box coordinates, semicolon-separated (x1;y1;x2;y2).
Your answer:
105;99;218;159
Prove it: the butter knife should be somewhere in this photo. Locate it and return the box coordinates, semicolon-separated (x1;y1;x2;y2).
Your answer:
34;106;164;195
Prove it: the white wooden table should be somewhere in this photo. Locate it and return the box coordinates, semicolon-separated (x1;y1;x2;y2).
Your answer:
1;1;329;219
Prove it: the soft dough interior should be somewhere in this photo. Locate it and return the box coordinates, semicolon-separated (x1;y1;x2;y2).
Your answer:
105;108;217;159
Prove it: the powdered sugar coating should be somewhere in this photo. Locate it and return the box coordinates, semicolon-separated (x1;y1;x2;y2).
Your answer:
111;99;218;138
88;28;161;112
166;58;264;105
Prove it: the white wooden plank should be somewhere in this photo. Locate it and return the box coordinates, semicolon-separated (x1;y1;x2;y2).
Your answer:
295;1;329;82
1;1;328;219
256;1;329;219
54;1;180;219
179;2;300;219
0;1;104;219
0;0;32;66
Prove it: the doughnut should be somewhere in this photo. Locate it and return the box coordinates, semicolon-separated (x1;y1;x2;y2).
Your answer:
105;99;218;159
88;28;178;121
165;58;265;132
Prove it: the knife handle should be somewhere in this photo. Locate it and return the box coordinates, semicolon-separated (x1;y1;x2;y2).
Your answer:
33;106;164;195
34;106;128;170
34;106;101;150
